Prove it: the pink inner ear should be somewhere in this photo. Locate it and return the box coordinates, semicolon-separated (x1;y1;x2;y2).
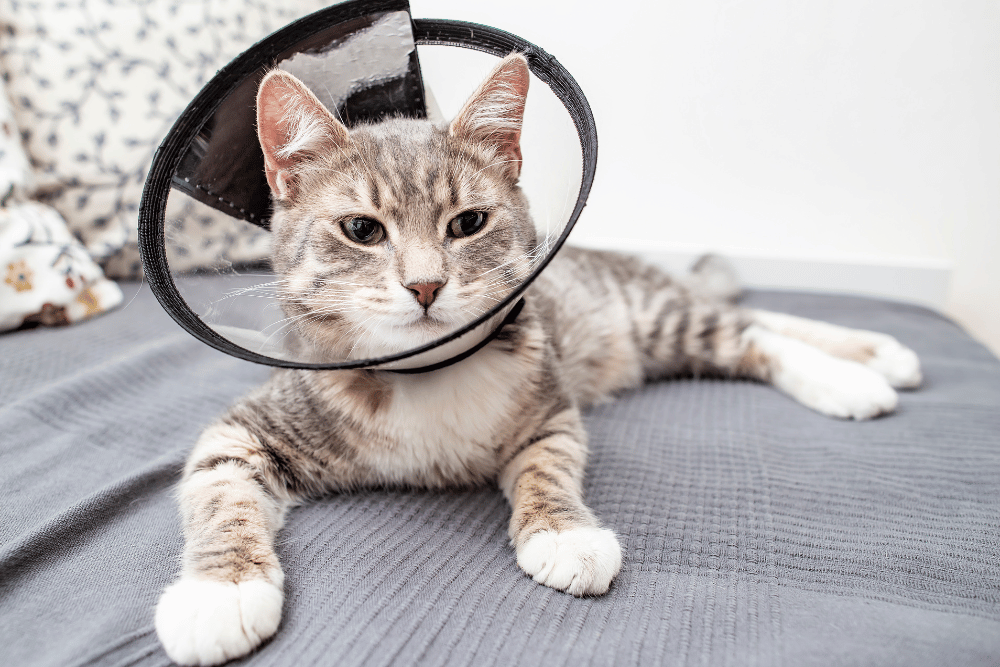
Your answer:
257;89;293;197
256;70;348;200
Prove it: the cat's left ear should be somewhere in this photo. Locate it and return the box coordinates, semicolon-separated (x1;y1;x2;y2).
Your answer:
449;54;529;180
257;69;349;201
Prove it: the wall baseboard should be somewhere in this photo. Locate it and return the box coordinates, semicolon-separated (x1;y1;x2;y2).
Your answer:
569;238;953;312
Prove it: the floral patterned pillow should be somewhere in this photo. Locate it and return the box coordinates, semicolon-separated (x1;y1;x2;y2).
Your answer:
0;0;329;278
0;69;122;331
1;201;123;331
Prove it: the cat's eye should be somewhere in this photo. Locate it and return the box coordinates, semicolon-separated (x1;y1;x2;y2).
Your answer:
341;217;385;245
448;211;488;238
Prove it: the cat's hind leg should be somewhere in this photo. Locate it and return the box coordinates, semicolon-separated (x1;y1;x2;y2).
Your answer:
640;301;900;419
499;403;622;596
155;422;297;667
751;309;922;389
738;323;900;419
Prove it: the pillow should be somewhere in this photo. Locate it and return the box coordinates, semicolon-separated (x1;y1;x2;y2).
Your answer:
0;0;330;278
0;63;121;330
1;201;124;331
0;60;31;201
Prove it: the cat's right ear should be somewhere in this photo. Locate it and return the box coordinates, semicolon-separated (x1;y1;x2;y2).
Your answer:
449;54;530;180
257;70;349;201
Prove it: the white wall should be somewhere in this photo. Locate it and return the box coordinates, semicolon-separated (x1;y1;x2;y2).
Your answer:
410;0;1000;355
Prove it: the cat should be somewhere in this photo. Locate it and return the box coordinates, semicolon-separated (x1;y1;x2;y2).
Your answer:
153;54;922;666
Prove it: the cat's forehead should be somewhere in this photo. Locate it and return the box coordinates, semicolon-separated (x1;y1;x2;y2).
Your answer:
310;118;511;225
349;119;451;174
348;118;498;179
352;117;441;148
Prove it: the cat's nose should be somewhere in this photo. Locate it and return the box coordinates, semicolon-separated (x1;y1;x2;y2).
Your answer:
405;281;445;308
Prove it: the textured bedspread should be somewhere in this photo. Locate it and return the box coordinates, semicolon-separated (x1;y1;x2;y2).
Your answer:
2;281;998;666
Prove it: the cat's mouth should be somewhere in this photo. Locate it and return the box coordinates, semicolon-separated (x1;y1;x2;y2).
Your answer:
408;310;451;329
391;306;480;344
400;302;461;327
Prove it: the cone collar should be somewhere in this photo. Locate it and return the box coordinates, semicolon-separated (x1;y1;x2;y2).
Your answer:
138;1;597;370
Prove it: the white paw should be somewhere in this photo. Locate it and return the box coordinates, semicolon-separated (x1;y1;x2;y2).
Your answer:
801;359;899;420
516;527;622;596
866;339;922;389
155;577;283;666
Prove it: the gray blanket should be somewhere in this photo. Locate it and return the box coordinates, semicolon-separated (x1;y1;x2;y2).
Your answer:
2;281;998;666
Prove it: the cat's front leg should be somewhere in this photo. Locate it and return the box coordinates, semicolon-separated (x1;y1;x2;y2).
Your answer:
499;406;622;596
155;422;296;666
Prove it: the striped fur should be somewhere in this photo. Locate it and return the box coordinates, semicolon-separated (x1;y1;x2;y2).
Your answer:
155;56;923;665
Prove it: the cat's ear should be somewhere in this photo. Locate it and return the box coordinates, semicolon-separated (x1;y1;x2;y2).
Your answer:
449;54;529;180
257;70;349;201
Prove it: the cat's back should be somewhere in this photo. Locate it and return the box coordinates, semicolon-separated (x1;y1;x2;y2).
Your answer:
527;246;744;406
534;246;676;302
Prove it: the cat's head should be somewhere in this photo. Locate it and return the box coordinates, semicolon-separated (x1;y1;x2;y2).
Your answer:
256;54;538;360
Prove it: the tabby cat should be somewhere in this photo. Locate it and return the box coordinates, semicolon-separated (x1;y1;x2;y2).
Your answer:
154;55;922;666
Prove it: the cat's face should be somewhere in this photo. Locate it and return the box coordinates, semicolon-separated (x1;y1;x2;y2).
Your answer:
256;56;538;360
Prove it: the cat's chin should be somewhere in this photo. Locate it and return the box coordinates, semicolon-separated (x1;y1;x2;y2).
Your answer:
291;310;476;362
324;316;457;361
397;307;476;336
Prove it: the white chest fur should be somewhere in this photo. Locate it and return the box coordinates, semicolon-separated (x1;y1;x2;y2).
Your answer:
371;346;535;484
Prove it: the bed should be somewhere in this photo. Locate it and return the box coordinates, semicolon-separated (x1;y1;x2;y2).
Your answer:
2;280;998;666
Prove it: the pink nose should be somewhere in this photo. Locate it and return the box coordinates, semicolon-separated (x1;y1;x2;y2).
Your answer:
405;281;445;308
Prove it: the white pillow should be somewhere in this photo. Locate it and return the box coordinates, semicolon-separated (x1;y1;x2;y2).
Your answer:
0;0;330;277
0;65;122;330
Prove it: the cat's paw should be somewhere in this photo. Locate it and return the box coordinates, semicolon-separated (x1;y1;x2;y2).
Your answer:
866;339;922;389
155;577;283;666
802;359;899;420
516;527;622;596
